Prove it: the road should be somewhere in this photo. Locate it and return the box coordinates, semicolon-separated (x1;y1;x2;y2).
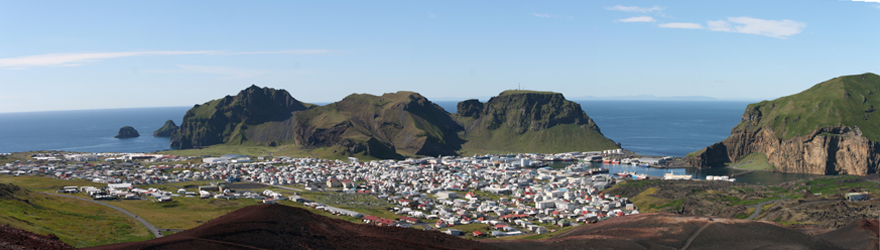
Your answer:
42;192;163;239
744;199;786;220
257;181;304;192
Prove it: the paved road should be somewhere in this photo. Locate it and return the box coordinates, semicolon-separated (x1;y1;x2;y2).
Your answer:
258;182;304;192
42;192;163;239
745;199;786;220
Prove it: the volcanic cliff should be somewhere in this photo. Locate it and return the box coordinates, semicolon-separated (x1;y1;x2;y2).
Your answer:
152;120;179;137
458;90;618;153
687;73;880;175
169;87;618;159
169;85;309;149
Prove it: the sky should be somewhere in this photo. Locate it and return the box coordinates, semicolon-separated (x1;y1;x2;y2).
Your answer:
1;0;879;113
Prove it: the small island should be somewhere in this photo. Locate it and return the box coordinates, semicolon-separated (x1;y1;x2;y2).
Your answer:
114;126;140;138
153;120;179;137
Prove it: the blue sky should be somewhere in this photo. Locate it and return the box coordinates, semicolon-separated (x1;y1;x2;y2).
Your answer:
1;0;878;113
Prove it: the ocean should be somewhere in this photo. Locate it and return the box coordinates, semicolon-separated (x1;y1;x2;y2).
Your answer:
0;101;817;184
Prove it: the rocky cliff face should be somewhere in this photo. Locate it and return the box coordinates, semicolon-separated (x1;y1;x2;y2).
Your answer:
687;73;880;175
457;90;618;153
169;85;308;149
152;120;179;137
687;126;880;175
114;126;139;138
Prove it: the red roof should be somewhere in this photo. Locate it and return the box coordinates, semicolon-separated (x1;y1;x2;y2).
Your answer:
363;215;379;221
400;216;418;222
473;230;484;236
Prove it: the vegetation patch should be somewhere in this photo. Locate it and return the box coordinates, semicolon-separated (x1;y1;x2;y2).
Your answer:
728;153;775;171
0;184;151;248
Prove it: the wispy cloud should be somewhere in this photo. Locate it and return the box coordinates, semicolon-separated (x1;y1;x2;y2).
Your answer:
605;5;665;14
0;94;33;99
532;13;554;18
706;17;806;38
619;16;656;23
428;12;436;18
658;22;705;29
0;50;335;69
177;65;269;80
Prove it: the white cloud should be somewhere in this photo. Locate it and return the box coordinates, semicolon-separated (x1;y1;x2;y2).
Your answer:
532;13;554;18
0;50;335;69
605;5;665;14
658;22;705;29
706;17;806;38
177;65;269;80
619;16;656;23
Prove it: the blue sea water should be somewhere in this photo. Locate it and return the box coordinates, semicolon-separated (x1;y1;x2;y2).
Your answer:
0;107;190;153
0;101;817;184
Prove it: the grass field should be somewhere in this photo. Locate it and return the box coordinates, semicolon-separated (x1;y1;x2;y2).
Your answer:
728;153;775;171
298;191;400;220
0;184;152;248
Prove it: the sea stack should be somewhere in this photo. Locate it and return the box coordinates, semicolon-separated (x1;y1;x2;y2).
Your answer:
686;73;880;175
153;120;179;137
114;126;140;138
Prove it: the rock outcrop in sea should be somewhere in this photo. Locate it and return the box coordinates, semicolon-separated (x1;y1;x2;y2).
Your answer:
152;120;179;137
687;73;880;175
114;126;139;138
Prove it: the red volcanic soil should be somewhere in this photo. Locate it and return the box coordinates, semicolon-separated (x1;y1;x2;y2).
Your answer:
0;224;75;250
482;213;848;250
819;219;880;250
85;204;498;250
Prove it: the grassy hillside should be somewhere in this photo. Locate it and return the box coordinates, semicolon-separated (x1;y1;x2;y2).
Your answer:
459;90;619;154
0;182;151;248
294;91;461;158
735;73;880;141
460;123;618;154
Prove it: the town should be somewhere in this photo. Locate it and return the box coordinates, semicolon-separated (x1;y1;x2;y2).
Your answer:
3;150;653;238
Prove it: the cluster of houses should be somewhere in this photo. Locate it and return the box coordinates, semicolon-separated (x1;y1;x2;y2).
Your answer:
5;151;645;237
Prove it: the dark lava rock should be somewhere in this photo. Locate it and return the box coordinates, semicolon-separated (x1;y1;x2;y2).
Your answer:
153;120;179;137
85;204;497;250
114;126;139;138
0;224;75;250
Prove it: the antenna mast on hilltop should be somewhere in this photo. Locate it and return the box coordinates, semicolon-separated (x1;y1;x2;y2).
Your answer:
518;82;521;90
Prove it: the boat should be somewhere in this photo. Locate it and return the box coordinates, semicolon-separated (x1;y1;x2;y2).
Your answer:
632;173;647;180
610;159;621;164
616;171;635;177
663;172;693;180
588;168;609;175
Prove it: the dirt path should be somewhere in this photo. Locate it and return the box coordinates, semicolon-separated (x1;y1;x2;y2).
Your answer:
680;221;712;250
745;199;786;220
42;192;162;239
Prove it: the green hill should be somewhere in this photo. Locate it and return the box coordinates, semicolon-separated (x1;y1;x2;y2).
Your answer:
170;85;309;149
737;73;880;141
167;87;618;159
457;90;619;154
687;73;880;175
0;183;151;247
292;91;463;159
